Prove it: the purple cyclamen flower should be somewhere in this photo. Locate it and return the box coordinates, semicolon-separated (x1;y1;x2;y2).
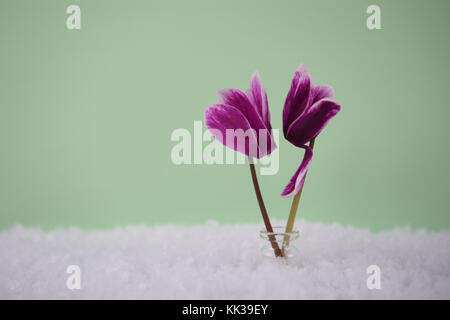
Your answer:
281;64;341;198
204;73;276;158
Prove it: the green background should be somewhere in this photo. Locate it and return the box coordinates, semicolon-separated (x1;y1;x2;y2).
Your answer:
1;0;449;232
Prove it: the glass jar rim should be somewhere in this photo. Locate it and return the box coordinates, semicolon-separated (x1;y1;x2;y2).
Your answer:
259;226;299;239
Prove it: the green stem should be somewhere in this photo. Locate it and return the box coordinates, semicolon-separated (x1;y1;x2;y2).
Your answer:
282;138;315;256
249;163;282;257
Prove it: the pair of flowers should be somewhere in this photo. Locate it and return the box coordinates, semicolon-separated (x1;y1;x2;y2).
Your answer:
205;64;340;197
204;64;340;257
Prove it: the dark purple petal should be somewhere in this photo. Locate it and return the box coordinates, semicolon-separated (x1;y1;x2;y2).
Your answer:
286;99;341;146
281;145;313;198
282;64;311;137
310;85;335;105
216;88;268;132
246;72;271;131
216;88;276;157
204;104;274;158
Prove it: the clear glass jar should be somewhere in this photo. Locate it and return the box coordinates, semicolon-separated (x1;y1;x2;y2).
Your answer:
260;226;299;258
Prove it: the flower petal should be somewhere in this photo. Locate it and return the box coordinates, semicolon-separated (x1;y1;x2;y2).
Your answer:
216;88;276;157
216;88;268;132
204;104;274;158
286;98;341;146
246;72;271;131
282;64;311;137
310;85;335;105
281;145;313;198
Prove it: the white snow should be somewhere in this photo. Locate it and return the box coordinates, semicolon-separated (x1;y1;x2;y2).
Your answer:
1;220;449;299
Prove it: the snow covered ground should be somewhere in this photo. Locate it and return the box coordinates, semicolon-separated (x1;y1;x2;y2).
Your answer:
1;220;449;299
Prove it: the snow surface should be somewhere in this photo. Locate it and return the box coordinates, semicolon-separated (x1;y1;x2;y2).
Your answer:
1;220;449;299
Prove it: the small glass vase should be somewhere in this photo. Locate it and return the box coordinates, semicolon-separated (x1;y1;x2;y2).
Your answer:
260;226;299;258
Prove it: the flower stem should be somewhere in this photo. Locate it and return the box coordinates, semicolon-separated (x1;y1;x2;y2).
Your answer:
282;138;316;256
249;162;282;257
